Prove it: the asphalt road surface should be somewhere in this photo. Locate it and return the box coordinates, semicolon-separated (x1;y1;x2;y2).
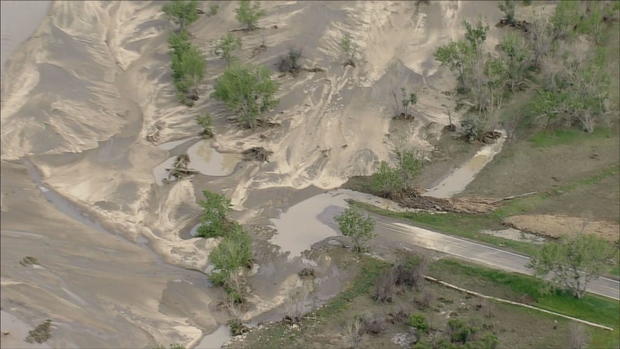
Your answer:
370;213;620;301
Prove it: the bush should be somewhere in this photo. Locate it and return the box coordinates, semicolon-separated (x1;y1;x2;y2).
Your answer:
392;88;417;118
162;0;199;30
212;63;279;128
228;319;250;336
277;48;303;75
370;162;404;196
498;0;516;25
214;33;242;65
393;255;427;290
408;313;429;333
196;113;214;137
335;206;376;253
369;150;422;196
197;190;231;238
339;33;357;66
447;319;477;344
235;0;265;30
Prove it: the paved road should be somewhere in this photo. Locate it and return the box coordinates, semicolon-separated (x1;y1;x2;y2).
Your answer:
370;213;620;301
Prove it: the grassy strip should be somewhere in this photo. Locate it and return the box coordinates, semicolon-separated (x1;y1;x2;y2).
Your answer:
352;201;540;256
428;259;620;329
529;127;614;148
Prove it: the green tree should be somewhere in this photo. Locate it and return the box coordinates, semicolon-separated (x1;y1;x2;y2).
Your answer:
170;45;205;102
528;234;615;298
215;33;242;65
235;0;265;31
498;32;532;92
212;63;279;128
197;190;231;238
162;0;199;31
434;41;471;91
335;207;375;253
209;226;253;303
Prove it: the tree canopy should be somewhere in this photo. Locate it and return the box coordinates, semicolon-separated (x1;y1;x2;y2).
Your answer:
212;63;279;128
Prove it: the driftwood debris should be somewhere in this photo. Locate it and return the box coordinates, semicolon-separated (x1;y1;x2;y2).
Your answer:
166;154;198;181
242;147;273;162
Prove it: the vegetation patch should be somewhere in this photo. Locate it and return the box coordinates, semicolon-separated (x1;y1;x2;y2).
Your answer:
428;258;620;329
25;319;52;344
212;63;279;129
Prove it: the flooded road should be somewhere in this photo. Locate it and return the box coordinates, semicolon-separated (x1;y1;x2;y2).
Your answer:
0;1;50;75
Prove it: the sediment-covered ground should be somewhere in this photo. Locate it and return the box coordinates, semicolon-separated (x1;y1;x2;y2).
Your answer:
1;1;514;347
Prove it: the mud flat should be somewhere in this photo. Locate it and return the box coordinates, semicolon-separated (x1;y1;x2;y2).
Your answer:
0;1;505;347
0;1;50;75
187;140;242;177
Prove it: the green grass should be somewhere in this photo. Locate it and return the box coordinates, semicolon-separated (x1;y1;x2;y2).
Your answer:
529;127;614;148
429;259;620;329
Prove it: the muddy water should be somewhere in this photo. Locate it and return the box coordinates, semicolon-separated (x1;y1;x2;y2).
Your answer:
187;140;242;177
269;189;386;257
195;325;231;349
424;132;507;198
0;1;50;75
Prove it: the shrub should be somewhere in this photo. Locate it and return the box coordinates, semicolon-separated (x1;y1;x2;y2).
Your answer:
408;314;429;333
25;320;52;344
162;0;199;31
277;48;303;75
393;255;427;290
228;319;250;336
235;0;265;30
447;319;476;344
498;0;516;25
370;162;404;196
392;88;417;118
480;333;499;349
339;33;358;66
369;150;422;196
212;63;279;128
335;206;376;253
197;190;231;238
214;33;242;65
196;113;214;137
